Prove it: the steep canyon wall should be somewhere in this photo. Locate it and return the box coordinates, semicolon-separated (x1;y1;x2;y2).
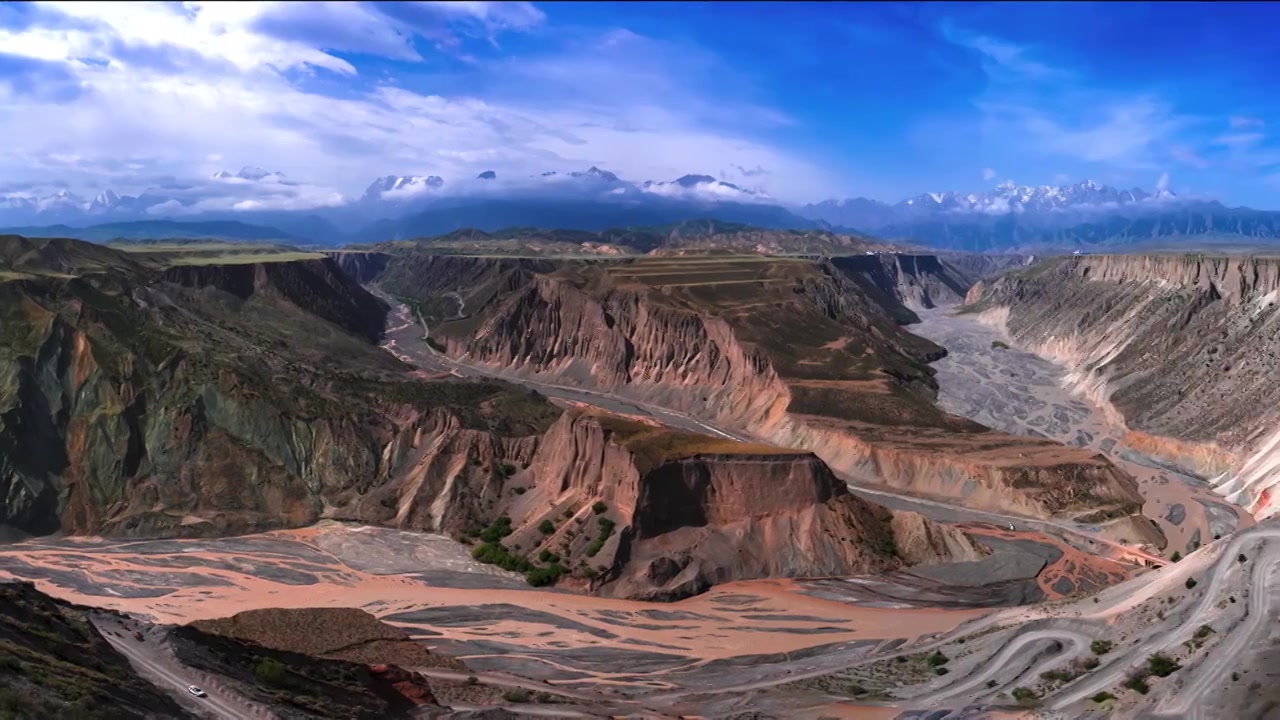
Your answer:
966;254;1280;517
367;251;1147;526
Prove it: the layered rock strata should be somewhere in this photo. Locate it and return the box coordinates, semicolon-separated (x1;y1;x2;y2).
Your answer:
367;251;1147;526
966;254;1280;517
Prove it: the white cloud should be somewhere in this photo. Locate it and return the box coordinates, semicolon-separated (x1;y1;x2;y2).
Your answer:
0;1;831;211
982;167;997;181
1230;115;1265;129
1155;172;1170;193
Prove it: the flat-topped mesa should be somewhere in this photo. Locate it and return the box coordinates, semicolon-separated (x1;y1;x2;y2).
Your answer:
360;250;1150;529
493;410;985;600
1061;254;1280;302
966;254;1280;518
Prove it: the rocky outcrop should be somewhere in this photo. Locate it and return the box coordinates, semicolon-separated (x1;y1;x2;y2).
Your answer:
329;251;391;284
363;250;1147;525
0;253;558;539
488;410;988;600
966;255;1280;517
830;254;972;310
162;257;389;343
0;582;195;719
0;242;986;600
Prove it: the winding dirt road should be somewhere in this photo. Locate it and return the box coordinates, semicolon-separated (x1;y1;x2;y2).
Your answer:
380;297;1164;572
92;613;270;720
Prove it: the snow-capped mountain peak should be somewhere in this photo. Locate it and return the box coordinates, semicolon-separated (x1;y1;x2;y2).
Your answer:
89;189;120;212
640;173;766;202
893;180;1174;216
235;167;284;181
212;167;285;182
360;175;445;202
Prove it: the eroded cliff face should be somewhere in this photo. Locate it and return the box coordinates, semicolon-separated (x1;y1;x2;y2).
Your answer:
966;254;1280;517
830;254;972;311
488;410;986;600
366;251;1146;525
0;241;989;600
0;255;556;539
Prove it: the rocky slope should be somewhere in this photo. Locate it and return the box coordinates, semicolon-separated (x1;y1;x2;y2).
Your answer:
0;581;193;719
829;253;972;311
173;609;445;719
466;409;986;600
964;254;1280;517
0;238;560;539
364;250;1147;526
0;237;987;600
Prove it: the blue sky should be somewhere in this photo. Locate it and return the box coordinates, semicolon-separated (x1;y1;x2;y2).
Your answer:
1;1;1278;209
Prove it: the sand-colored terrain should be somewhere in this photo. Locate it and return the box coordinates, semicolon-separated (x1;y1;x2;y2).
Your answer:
0;522;985;700
910;308;1253;555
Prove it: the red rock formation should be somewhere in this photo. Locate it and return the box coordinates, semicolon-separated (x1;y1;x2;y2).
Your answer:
370;252;1146;525
497;410;987;600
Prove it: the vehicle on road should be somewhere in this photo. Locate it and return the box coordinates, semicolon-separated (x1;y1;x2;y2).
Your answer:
187;686;207;698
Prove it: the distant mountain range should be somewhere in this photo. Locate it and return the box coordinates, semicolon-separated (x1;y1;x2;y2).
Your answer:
4;169;1280;253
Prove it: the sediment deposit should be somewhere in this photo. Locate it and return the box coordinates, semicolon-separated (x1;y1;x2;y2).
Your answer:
0;237;989;599
966;254;1280;517
365;250;1148;527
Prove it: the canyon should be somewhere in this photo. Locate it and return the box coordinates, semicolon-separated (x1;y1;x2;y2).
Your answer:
965;254;1280;519
0;232;1275;719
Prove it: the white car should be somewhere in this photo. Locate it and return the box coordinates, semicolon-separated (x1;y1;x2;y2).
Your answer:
187;686;207;698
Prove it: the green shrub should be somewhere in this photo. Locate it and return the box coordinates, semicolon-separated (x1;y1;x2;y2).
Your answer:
926;651;949;667
537;549;560;563
1194;625;1214;639
1170;551;1181;562
1185;577;1198;589
525;564;567;587
471;542;532;572
592;501;608;515
585;516;618;557
1091;639;1114;655
479;516;514;543
502;689;532;703
254;657;287;685
1090;691;1116;703
1124;674;1150;694
1147;653;1181;678
499;463;516;477
538;519;556;535
1011;686;1039;706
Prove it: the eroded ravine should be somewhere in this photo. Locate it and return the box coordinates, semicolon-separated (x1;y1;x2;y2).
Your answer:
909;308;1254;558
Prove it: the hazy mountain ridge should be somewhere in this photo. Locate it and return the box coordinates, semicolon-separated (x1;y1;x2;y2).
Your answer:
4;171;1279;252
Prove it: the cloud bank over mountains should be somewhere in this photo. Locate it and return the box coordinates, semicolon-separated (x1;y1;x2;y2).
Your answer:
0;1;832;210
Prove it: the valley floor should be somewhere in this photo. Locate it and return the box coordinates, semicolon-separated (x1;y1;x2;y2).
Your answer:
910;308;1253;555
2;296;1269;718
